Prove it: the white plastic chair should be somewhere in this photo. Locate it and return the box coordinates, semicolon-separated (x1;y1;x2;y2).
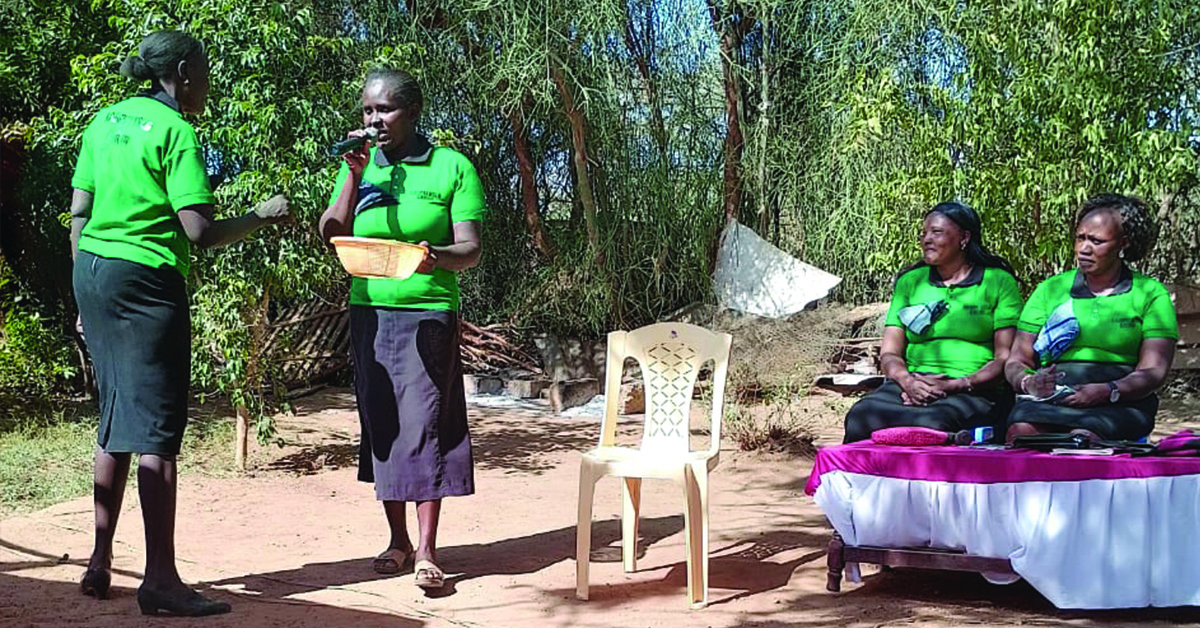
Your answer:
575;322;732;609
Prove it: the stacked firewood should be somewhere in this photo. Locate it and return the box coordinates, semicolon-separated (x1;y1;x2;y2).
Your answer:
460;321;542;374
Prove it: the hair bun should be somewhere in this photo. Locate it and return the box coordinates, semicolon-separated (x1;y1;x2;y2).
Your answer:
119;55;155;81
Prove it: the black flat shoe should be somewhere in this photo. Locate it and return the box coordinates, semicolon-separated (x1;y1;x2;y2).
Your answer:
137;586;231;617
80;568;111;600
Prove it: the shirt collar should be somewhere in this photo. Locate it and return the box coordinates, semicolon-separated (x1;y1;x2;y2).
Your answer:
374;134;434;167
138;89;182;113
1070;265;1133;298
928;264;984;288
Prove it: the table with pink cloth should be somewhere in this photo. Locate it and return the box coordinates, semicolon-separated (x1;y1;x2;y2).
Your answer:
805;442;1200;609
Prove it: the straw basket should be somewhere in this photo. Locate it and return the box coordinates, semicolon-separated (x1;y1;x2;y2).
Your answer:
330;237;428;279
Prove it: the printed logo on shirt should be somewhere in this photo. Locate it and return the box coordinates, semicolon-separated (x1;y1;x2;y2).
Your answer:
1118;316;1143;329
104;111;153;146
409;190;444;203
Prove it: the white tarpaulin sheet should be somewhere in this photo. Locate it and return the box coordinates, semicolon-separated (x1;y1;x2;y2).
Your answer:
713;220;842;318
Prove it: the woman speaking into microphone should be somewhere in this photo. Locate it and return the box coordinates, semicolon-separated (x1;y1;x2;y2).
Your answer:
320;68;485;590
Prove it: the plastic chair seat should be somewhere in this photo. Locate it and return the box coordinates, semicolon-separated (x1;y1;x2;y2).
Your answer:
581;446;719;479
575;322;732;609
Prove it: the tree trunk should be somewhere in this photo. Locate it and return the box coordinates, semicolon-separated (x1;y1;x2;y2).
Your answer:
509;100;555;259
568;157;584;229
551;62;600;257
235;288;272;470
708;0;750;224
235;405;250;470
757;12;773;238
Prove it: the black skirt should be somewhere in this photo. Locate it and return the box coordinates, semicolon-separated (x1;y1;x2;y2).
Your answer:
843;378;1011;444
350;306;473;502
1006;362;1157;441
73;251;191;456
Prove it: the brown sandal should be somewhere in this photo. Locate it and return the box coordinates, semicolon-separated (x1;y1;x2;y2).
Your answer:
372;548;414;575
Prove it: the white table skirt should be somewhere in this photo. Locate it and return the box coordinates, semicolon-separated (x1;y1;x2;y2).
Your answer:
814;470;1200;609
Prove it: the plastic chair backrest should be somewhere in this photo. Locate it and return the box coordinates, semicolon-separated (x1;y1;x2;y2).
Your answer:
599;323;733;456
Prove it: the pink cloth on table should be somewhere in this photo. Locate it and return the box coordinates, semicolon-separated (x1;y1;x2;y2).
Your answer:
804;441;1200;495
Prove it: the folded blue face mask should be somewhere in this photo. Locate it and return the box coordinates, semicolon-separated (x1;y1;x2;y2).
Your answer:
1033;300;1079;364
897;300;949;336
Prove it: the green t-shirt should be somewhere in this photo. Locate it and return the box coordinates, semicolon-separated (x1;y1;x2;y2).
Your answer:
71;95;214;277
327;138;486;310
884;265;1023;378
1018;268;1178;365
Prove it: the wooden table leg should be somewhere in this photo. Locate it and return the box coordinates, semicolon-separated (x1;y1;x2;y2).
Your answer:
826;532;845;592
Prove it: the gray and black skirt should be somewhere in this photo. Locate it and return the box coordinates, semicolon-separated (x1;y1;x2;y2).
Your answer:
349;306;474;502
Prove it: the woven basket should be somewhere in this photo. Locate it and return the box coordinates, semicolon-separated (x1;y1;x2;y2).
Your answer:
330;237;428;279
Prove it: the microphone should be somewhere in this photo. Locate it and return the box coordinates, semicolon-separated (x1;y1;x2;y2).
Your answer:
330;128;379;156
949;426;994;445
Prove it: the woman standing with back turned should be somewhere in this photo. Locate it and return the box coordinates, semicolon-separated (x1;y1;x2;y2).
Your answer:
71;30;288;616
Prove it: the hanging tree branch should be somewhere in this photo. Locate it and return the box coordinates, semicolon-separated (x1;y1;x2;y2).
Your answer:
551;58;601;258
508;93;555;259
406;1;555;260
623;0;669;162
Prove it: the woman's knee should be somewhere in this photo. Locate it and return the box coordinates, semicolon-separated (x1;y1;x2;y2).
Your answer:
842;410;874;444
1005;421;1041;443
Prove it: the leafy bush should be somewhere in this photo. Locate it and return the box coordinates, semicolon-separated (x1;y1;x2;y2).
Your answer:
0;305;77;397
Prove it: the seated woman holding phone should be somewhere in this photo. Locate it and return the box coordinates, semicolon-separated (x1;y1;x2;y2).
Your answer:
1004;194;1177;443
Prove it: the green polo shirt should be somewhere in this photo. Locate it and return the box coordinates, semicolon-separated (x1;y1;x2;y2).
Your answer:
327;137;486;310
1019;268;1178;366
885;265;1023;378
71;94;214;277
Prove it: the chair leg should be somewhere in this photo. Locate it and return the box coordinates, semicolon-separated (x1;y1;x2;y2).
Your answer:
576;462;598;601
683;463;709;609
622;477;642;573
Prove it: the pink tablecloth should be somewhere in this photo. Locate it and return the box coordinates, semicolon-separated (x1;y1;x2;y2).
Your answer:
804;442;1200;495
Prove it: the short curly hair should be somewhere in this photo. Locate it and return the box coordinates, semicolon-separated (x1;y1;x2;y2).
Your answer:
1075;193;1158;262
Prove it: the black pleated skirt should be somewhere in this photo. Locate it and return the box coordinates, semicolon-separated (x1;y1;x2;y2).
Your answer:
73;251;191;455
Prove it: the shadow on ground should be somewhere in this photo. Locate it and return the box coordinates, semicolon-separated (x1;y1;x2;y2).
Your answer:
0;558;422;628
208;515;684;601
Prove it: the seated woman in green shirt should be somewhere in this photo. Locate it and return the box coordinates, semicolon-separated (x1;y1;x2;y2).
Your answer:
1004;194;1177;443
843;202;1022;443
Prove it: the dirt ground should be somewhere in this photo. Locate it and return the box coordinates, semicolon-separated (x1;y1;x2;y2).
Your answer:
4;386;1200;628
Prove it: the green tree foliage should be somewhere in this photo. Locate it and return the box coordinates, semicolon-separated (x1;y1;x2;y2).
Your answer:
1;0;1197;425
748;0;1199;297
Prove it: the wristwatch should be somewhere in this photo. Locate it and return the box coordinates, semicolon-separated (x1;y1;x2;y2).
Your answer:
1107;381;1121;403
